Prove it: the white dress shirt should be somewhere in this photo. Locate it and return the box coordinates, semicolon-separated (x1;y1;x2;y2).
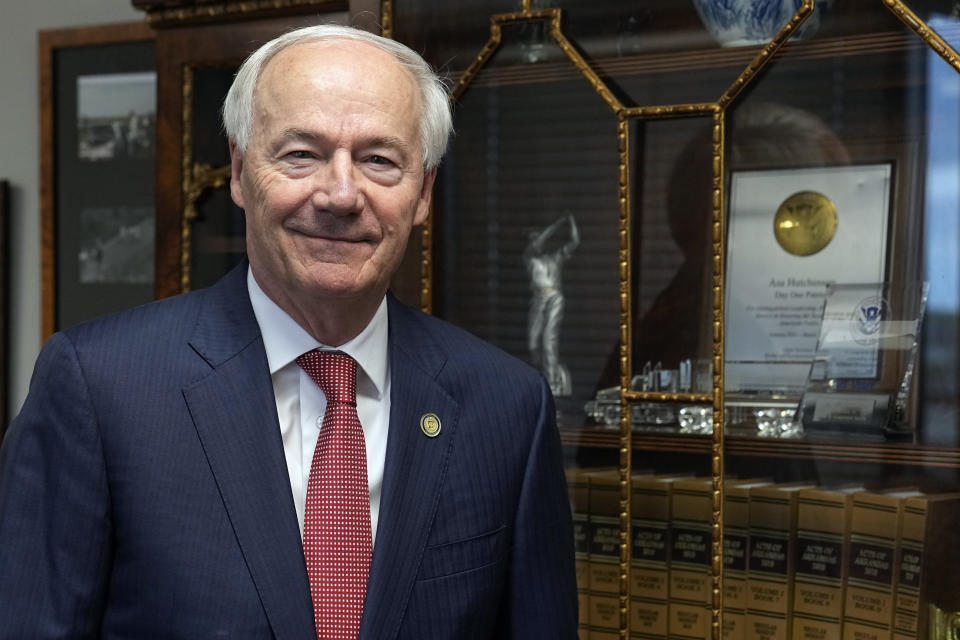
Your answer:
247;267;390;547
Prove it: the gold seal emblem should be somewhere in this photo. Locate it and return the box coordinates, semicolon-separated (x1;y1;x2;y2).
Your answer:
420;413;441;438
773;190;838;257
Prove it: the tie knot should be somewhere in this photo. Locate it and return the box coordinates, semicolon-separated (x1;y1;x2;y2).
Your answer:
296;350;357;406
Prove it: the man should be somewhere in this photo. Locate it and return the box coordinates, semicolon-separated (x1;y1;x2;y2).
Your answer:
0;24;577;639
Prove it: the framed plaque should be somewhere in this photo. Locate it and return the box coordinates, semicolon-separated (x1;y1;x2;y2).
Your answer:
724;163;894;395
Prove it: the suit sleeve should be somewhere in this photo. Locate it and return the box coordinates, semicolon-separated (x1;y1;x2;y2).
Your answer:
0;332;112;638
497;377;579;638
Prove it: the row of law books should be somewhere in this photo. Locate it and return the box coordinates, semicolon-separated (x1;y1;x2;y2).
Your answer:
566;468;960;640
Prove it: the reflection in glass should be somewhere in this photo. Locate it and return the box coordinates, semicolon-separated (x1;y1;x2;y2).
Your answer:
755;407;801;438
691;0;833;47
679;406;713;434
921;12;960;443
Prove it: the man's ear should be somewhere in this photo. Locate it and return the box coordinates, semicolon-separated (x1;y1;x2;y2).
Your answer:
413;168;437;226
228;138;245;209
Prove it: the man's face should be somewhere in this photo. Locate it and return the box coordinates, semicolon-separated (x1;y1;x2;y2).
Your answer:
230;39;434;311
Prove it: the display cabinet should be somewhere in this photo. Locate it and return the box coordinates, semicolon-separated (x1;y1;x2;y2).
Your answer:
133;0;959;636
388;1;960;638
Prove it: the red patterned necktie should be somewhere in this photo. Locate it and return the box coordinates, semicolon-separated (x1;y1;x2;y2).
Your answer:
296;350;372;640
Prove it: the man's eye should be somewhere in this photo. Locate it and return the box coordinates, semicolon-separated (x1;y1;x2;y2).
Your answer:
286;150;313;160
368;155;394;166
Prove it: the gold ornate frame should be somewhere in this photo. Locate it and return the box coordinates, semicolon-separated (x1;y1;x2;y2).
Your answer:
171;7;354;294
392;0;960;637
140;0;345;27
179;65;233;292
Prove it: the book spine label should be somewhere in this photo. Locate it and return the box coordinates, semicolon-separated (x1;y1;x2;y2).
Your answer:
574;512;590;588
631;518;670;638
843;537;896;640
892;540;922;639
669;523;711;639
795;536;844;581
568;470;591;638
573;510;590;633
792;534;844;640
723;528;749;640
589;514;620;638
747;531;791;640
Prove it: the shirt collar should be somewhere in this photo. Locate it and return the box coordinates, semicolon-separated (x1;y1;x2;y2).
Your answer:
246;266;389;398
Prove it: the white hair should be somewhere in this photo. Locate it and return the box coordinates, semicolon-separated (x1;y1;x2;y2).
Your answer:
222;24;452;172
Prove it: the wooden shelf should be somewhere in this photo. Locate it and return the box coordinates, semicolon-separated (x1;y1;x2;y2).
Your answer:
561;426;960;469
460;27;957;88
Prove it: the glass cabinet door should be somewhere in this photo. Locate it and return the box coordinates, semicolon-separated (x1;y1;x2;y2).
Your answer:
717;4;960;640
394;5;634;637
392;1;960;638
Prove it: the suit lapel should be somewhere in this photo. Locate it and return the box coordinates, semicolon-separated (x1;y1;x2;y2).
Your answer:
182;263;315;640
361;297;460;639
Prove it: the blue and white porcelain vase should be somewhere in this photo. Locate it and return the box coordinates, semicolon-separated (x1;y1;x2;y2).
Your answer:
692;0;832;47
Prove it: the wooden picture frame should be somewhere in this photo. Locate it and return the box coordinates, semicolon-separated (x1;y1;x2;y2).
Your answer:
39;21;155;340
0;180;9;432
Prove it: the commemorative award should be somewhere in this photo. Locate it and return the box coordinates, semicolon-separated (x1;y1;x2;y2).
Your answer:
798;281;928;441
725;164;892;396
723;164;893;437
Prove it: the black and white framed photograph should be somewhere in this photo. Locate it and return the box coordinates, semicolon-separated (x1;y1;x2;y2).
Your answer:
77;71;156;162
39;21;155;338
78;205;155;284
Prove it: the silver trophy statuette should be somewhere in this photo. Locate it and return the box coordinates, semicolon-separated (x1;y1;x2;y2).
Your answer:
524;213;579;397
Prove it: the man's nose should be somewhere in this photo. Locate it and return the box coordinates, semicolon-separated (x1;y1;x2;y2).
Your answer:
315;150;363;215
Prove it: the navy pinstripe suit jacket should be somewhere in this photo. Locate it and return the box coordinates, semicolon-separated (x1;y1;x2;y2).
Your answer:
0;262;577;639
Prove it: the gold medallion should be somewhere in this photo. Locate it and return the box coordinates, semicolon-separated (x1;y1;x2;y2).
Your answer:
420;413;441;438
773;190;838;257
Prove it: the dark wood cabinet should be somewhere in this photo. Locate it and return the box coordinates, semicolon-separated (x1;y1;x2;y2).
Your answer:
131;1;960;635
132;0;411;301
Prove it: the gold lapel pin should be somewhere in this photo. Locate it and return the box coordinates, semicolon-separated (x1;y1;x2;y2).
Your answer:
420;413;441;438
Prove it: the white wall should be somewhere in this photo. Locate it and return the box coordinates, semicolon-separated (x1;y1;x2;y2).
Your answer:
0;0;143;420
